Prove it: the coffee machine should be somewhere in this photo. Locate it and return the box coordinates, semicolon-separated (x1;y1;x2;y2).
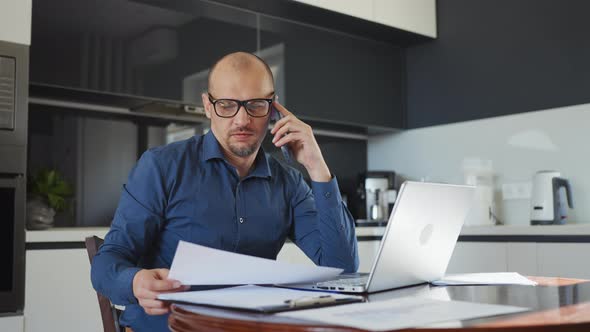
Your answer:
356;171;396;222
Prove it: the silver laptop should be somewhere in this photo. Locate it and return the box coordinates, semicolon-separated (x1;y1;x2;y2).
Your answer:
310;181;475;293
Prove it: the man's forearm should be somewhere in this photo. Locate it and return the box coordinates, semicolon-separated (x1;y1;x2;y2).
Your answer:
315;200;359;273
91;238;142;306
306;160;332;183
293;177;359;273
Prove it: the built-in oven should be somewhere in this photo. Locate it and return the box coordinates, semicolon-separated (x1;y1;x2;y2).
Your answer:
0;175;25;313
0;39;29;313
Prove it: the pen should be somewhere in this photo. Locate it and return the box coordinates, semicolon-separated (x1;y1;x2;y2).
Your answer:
284;295;337;308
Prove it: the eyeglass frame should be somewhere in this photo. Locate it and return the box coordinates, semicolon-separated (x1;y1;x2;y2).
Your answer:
207;93;275;118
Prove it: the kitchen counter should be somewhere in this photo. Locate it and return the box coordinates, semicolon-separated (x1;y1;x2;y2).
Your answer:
26;226;379;242
461;224;590;236
458;224;590;243
355;222;590;243
26;227;109;243
25;227;109;250
26;223;590;248
24;225;385;249
356;221;590;235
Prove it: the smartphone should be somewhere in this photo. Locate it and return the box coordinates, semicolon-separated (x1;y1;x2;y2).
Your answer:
270;105;294;164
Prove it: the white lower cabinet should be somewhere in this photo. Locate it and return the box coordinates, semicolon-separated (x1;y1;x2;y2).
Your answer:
25;249;102;332
536;243;590;279
446;242;507;274
506;243;538;276
0;315;24;332
446;241;590;279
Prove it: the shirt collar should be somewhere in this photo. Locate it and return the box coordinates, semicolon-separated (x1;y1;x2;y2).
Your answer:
203;130;272;179
203;130;225;161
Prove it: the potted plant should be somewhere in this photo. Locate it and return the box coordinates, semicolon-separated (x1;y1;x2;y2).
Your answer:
27;169;74;230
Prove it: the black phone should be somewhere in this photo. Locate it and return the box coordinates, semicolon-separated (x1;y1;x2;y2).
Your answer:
270;105;294;164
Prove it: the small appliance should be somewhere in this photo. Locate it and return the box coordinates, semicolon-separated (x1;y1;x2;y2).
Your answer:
530;171;573;225
360;171;396;221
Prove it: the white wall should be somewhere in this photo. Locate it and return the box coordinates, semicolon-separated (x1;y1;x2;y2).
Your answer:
0;0;32;45
368;103;590;224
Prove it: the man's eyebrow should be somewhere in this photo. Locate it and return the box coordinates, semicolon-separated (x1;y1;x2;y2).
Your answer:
265;91;275;98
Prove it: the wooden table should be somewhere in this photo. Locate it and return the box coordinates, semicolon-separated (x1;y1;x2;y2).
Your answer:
168;277;590;331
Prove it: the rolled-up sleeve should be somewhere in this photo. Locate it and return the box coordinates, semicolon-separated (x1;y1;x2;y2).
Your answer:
289;174;359;273
90;150;167;305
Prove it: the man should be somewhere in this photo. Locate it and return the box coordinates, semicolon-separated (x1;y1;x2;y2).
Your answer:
91;52;358;331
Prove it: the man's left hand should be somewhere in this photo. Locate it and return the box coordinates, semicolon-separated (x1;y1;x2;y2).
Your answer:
270;101;331;182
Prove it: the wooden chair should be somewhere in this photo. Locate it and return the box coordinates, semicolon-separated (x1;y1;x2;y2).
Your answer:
85;236;124;332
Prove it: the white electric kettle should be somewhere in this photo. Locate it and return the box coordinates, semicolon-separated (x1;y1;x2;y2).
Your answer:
530;171;573;225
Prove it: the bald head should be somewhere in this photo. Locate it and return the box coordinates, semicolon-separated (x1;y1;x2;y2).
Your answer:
207;52;275;93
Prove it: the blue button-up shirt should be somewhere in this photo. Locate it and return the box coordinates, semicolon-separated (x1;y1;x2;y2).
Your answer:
91;130;358;331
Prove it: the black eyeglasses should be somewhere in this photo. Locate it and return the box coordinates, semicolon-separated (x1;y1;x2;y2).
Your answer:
208;93;274;118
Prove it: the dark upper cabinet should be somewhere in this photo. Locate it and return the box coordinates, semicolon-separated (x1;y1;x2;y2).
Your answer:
30;0;258;106
259;16;405;129
31;0;405;129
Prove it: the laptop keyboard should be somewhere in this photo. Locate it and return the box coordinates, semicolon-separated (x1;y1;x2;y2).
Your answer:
317;276;369;287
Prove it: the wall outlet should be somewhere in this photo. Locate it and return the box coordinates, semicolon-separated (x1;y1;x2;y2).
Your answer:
502;182;532;200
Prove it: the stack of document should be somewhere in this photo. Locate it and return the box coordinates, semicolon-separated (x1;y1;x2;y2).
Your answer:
168;241;343;285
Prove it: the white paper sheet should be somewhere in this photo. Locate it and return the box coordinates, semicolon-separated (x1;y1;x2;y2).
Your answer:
431;272;538;286
158;285;361;311
168;241;343;285
278;297;529;331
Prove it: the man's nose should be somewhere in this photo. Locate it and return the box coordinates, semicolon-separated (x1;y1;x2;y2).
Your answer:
233;105;251;125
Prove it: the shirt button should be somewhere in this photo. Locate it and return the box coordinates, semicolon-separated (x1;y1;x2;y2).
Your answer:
324;192;331;199
239;217;244;224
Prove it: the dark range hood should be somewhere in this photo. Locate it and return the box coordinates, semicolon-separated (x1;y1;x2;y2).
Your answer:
28;83;372;139
29;83;206;125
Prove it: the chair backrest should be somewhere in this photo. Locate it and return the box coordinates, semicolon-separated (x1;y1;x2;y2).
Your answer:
85;236;122;332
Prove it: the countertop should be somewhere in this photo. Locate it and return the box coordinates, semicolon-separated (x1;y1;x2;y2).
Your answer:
357;222;590;236
25;226;385;243
25;223;590;244
26;227;109;243
460;224;590;236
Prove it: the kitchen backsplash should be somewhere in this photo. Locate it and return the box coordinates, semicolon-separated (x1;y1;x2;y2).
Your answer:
368;102;590;225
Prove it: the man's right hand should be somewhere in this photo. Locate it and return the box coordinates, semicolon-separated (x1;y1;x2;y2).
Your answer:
132;268;188;315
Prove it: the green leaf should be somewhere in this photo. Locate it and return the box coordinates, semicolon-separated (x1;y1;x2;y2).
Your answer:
47;193;66;212
52;181;73;196
28;169;74;212
48;170;57;187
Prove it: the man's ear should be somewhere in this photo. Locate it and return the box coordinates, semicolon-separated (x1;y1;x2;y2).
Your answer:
201;93;212;119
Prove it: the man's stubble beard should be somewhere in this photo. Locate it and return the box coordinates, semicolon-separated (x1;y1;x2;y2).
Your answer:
227;131;266;157
225;117;270;157
228;141;258;157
